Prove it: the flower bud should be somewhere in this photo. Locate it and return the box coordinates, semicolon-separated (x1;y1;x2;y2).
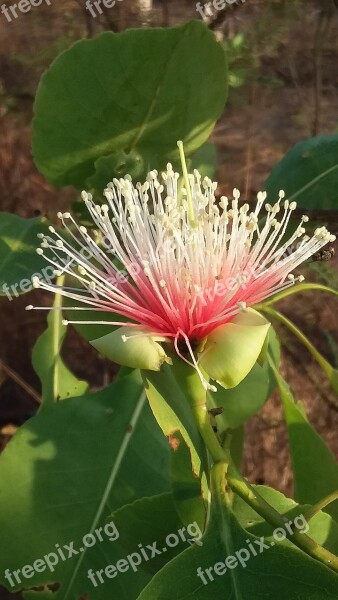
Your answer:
90;326;172;371
198;309;270;389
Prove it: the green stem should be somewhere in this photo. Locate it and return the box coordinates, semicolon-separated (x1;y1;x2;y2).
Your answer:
260;305;332;378
211;461;228;502
255;283;338;309
227;461;338;573
186;384;229;465
303;491;338;523
180;363;338;574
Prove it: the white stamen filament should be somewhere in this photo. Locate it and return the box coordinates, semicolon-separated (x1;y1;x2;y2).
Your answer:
28;165;335;383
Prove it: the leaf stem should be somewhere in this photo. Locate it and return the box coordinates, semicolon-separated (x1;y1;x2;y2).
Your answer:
303;490;338;523
181;363;338;574
260;305;332;377
186;386;228;465
255;282;338;309
226;461;338;573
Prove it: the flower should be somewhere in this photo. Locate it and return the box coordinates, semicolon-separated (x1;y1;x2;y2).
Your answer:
28;143;335;391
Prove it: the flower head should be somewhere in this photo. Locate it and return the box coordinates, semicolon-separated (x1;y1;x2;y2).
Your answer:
28;144;335;390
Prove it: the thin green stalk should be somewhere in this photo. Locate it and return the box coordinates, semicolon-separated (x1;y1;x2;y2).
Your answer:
255;283;338;309
303;491;338;523
211;461;228;502
260;305;332;377
227;461;338;573
181;362;338;574
189;400;230;464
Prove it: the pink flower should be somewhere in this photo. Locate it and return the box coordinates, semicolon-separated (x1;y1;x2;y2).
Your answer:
28;149;334;390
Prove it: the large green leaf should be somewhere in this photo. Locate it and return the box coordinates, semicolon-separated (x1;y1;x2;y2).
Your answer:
270;363;338;522
33;22;228;189
189;142;217;180
0;213;50;297
263;135;338;211
32;299;89;406
0;372;170;598
111;493;201;576
137;483;338;599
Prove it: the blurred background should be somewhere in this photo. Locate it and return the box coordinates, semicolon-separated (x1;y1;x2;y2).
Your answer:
1;2;338;596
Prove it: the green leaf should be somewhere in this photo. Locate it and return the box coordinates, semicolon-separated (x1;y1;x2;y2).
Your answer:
209;328;280;430
33;22;228;189
189;142;217;179
0;213;50;297
90;327;171;371
210;363;272;430
137;484;338;599
199;309;270;389
32;295;89;405
0;372;170;598
111;493;202;575
170;432;207;531
270;362;338;522
263;135;338;211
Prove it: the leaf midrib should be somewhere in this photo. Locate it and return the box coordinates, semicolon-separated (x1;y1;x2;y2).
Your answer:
62;389;147;600
0;217;37;276
289;162;338;202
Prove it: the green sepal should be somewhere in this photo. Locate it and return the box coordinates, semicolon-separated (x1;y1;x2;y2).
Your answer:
199;309;270;389
90;326;172;370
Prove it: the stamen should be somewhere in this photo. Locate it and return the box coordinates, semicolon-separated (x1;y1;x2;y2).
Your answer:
30;161;334;387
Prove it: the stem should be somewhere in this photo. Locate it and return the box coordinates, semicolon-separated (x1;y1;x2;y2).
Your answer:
255;283;338;308
303;491;338;523
211;461;228;502
260;305;332;378
189;399;229;464
180;362;338;574
227;462;338;573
